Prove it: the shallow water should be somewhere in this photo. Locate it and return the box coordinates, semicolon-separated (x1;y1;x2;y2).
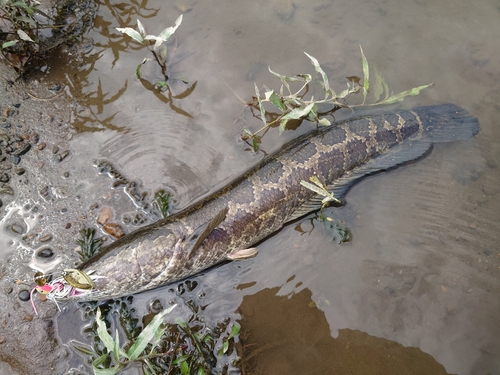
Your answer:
42;0;500;373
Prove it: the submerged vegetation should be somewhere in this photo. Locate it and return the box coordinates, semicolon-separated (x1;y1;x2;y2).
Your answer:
73;283;241;375
242;46;432;151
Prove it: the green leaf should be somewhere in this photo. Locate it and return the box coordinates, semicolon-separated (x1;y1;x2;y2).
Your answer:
279;102;315;133
16;29;34;42
72;343;95;356
155;80;169;91
95;309;128;359
254;83;266;126
2;40;18;49
300;180;328;197
92;353;110;368
159;14;183;40
15;15;36;26
378;83;433;105
268;66;302;94
180;360;189;375
136;19;146;38
359;45;369;103
151;14;183;51
151;325;167;348
113;329;120;363
171;354;190;365
197;367;205;375
126;304;177;361
268;91;286;112
12;1;34;16
304;52;330;99
318;117;331;126
116;27;144;44
92;363;123;375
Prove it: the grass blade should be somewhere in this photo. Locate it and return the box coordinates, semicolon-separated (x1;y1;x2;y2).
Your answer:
127;305;176;361
359;45;369;104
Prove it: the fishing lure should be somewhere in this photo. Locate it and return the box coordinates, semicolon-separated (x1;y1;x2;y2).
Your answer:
30;270;102;315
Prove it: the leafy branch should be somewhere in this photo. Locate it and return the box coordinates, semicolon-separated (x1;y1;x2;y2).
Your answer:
300;175;340;222
116;15;183;90
243;46;433;151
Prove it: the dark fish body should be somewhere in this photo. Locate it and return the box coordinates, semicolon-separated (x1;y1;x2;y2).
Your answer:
67;104;479;301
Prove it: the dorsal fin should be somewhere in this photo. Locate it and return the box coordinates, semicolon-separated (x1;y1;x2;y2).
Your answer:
186;207;229;259
285;140;433;223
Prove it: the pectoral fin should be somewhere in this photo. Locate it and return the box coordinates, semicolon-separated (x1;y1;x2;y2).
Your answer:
228;247;258;260
186;207;229;259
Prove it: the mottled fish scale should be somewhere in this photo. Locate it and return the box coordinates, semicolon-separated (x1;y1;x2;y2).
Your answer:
63;104;479;301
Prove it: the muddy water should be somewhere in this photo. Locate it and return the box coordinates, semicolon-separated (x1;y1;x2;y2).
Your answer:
44;0;500;374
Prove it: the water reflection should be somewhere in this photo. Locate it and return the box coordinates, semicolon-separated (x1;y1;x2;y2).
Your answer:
238;287;454;375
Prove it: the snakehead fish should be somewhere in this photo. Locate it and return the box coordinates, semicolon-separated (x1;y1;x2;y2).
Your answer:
60;104;479;301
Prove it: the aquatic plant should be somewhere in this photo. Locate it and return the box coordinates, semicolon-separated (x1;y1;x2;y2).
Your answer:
116;15;183;90
152;189;172;219
243;46;433;151
76;228;104;261
0;0;95;71
73;285;241;375
300;175;340;222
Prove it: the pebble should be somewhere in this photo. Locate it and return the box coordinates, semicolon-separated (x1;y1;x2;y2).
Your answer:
13;142;31;156
65;223;71;229
14;168;25;175
103;223;125;238
11;222;25;234
36;248;54;258
18;289;30;301
37;143;46;150
97;206;112;225
39;233;53;242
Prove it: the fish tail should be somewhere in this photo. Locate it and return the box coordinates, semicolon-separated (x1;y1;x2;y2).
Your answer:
414;103;480;142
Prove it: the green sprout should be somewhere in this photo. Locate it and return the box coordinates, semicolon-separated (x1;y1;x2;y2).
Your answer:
76;228;103;261
243;46;433;151
116;15;183;90
300;175;340;222
152;190;172;219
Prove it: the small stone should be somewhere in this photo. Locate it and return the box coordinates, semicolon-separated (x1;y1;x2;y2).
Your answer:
39;233;53;242
0;173;9;183
52;145;59;154
36;247;54;258
40;186;49;197
13;103;20;109
65;223;71;229
37;142;46;150
97;206;112;225
14;168;25;175
63;171;69;178
11;155;20;165
103;223;125;238
18;289;30;301
11;222;25;234
13;142;31;156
